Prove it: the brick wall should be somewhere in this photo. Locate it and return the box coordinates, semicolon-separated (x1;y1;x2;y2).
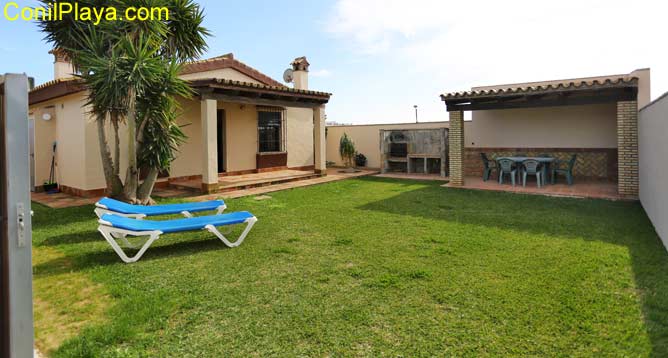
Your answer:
617;101;639;198
448;111;464;186
464;148;618;180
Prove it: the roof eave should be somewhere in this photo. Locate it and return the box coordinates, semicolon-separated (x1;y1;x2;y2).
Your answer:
29;79;85;106
441;78;639;103
189;78;331;105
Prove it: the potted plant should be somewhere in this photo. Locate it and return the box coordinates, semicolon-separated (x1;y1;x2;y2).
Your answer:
355;153;367;168
339;133;358;173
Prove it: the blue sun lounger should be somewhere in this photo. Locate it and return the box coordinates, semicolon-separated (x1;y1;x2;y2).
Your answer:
94;197;226;219
98;211;258;263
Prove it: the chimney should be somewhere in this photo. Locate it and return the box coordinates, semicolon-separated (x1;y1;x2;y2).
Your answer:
290;56;310;90
49;49;74;80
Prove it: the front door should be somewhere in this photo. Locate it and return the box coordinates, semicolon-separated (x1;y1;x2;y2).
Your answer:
217;109;226;173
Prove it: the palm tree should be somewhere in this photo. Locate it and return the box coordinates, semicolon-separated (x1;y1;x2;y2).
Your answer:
38;0;209;204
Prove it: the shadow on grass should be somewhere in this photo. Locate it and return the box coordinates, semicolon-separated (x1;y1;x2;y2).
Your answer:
31;202;97;230
356;179;668;356
39;230;101;246
33;235;230;277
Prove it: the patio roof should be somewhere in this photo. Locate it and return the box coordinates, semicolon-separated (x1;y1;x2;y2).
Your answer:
29;77;84;106
440;74;639;112
190;78;331;108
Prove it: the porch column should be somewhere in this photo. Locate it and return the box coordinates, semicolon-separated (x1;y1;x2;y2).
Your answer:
448;110;465;186
314;105;326;175
617;100;639;198
201;99;218;193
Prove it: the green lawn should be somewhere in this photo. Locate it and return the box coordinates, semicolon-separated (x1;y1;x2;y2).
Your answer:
32;177;668;357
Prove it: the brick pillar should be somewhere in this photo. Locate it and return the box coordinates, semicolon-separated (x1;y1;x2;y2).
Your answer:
449;111;465;186
617;101;639;198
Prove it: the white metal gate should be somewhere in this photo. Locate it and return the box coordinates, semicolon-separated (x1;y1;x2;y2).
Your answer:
0;73;34;358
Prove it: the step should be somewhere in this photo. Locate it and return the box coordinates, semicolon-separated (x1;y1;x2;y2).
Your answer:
215;173;322;193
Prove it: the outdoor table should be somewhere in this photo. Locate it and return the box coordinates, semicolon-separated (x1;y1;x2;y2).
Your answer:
495;156;555;186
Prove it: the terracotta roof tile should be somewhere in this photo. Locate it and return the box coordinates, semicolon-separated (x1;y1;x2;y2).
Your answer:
181;53;285;87
31;77;79;92
190;78;331;99
29;77;85;106
441;75;638;100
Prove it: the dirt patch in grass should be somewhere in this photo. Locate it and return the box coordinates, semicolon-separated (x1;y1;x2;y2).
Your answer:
32;246;110;356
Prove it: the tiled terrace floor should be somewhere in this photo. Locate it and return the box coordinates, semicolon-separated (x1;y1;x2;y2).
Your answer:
31;191;100;209
446;176;623;200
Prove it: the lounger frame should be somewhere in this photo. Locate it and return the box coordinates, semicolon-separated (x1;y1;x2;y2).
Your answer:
94;203;227;219
97;216;257;263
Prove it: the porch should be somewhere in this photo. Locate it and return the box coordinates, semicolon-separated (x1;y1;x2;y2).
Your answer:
187;78;331;193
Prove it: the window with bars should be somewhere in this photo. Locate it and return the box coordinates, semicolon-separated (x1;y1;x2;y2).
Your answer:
257;107;286;153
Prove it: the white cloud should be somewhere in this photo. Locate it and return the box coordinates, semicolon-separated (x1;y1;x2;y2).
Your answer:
310;69;332;78
327;0;668;104
326;0;449;54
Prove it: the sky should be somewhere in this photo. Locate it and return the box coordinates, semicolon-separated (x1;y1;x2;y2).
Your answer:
1;0;667;124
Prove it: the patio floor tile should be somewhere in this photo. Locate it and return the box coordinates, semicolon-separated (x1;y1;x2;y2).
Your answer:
446;176;624;200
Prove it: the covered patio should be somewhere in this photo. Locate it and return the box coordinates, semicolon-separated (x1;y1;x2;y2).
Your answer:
441;69;649;200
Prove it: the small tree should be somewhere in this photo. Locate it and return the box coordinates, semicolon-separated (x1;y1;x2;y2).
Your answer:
339;133;356;170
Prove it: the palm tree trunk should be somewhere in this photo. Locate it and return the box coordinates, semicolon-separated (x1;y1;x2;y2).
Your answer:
96;114;124;197
123;91;139;202
137;167;159;205
112;114;121;178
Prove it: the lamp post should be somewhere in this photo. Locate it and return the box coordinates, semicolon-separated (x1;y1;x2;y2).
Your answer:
413;105;418;123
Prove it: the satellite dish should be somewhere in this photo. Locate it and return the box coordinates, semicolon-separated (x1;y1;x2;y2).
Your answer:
283;68;294;83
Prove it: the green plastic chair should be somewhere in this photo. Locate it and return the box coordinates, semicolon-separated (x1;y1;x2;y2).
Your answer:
552;154;577;185
538;154;552;184
522;159;542;188
497;159;517;186
480;153;497;181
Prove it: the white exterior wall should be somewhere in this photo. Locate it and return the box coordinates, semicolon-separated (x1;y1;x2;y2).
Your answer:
53;93;87;189
286;107;314;168
170;97;203;178
639;92;668;250
468;104;618;148
326;122;455;168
